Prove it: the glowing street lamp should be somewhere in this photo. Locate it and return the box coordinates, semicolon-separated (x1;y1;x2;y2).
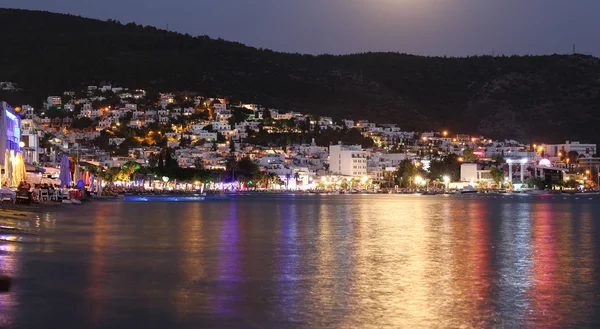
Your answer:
443;176;450;184
415;176;423;186
442;130;448;137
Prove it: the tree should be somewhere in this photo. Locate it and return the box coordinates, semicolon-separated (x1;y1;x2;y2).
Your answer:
489;166;505;188
396;160;421;187
216;132;226;143
157;152;164;169
118;160;141;181
228;107;250;126
236;157;260;183
71;117;94;130
463;148;476;162
164;148;178;168
179;135;191;147
262;108;271;120
526;177;546;190
193;157;204;170
564;179;580;189
148;153;158;168
491;154;505;165
294;172;300;189
229;139;236;153
567;151;579;167
428;154;461;181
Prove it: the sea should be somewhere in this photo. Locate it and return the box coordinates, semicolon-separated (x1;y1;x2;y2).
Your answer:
1;194;600;328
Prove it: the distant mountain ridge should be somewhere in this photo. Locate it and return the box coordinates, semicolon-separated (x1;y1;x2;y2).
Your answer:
1;8;600;143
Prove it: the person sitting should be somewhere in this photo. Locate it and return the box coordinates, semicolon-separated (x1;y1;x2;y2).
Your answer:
31;184;41;203
15;181;31;205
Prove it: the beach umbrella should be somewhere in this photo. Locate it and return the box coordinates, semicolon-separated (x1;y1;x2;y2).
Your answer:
58;155;71;188
83;171;90;186
73;162;81;185
13;153;27;187
20;154;27;184
10;150;20;187
89;174;95;192
97;175;103;195
3;150;12;187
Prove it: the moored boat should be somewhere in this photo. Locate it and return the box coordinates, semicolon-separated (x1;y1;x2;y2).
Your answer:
460;186;478;194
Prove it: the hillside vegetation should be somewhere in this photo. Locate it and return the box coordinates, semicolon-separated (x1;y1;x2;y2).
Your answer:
1;8;600;142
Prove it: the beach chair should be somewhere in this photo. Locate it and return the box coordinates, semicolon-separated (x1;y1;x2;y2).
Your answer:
15;190;31;205
40;189;49;201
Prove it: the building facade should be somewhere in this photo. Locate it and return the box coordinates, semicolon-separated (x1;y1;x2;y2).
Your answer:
329;143;367;177
0;101;21;164
542;141;597;158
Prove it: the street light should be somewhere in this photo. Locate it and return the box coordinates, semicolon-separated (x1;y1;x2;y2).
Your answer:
415;176;423;186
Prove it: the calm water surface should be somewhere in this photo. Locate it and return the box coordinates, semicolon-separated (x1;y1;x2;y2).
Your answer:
1;194;600;328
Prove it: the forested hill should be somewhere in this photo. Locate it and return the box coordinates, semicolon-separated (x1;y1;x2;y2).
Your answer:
2;8;600;142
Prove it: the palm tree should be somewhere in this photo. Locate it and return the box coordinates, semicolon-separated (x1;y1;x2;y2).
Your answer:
285;173;292;190
294;172;300;190
267;173;279;190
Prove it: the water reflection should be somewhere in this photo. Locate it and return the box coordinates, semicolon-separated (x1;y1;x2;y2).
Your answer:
3;196;600;328
0;241;17;327
214;202;241;314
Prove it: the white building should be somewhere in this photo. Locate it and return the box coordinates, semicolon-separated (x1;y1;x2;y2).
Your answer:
542;141;597;158
211;121;231;131
46;96;62;109
183;107;195;116
0;102;21;165
21;105;35;119
213;103;227;112
329;143;367;177
20;119;41;163
460;163;494;183
195;131;217;141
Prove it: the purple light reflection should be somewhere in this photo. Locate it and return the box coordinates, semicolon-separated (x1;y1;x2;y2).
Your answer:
0;242;18;326
275;203;300;320
213;202;242;314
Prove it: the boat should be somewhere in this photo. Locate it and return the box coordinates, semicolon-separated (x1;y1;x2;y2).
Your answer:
521;189;549;195
460;186;478;194
571;190;600;195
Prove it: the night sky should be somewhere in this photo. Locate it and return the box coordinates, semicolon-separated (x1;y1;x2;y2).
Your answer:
5;0;600;56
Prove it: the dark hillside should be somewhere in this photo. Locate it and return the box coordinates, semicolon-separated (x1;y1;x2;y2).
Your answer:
2;9;600;142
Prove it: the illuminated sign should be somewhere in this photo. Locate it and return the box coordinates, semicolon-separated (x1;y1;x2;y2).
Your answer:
5;110;17;121
538;158;552;167
473;151;485;158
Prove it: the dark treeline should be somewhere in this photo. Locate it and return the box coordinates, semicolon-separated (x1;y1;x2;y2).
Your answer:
2;9;600;143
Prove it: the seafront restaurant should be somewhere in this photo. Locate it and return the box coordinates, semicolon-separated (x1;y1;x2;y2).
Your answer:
533;158;568;187
0;102;21;166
